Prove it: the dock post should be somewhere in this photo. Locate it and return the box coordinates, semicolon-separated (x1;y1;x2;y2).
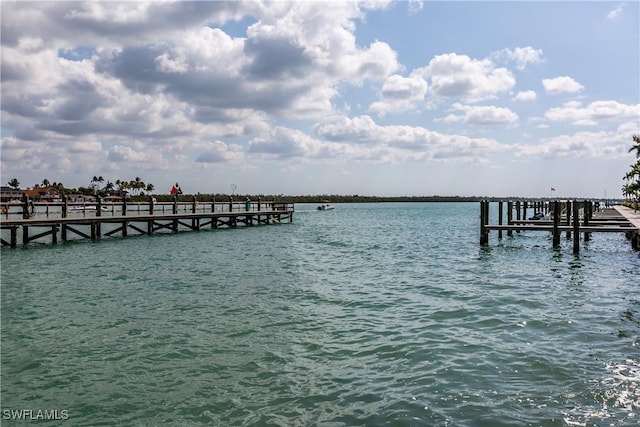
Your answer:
211;195;217;229
61;195;68;241
632;231;639;251
192;196;197;229
507;201;513;237
10;226;17;248
172;196;178;215
480;200;489;245
147;196;154;235
23;226;29;245
498;201;503;239
572;200;580;254
229;196;233;213
584;200;591;242
96;197;102;238
62;195;68;218
565;200;572;239
258;197;261;212
515;201;521;233
522;201;528;224
552;200;560;247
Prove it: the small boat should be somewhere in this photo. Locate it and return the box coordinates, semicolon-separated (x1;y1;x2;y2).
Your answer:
69;205;109;212
317;204;335;211
528;212;548;220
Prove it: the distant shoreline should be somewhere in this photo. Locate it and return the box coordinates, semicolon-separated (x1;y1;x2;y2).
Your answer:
2;193;624;205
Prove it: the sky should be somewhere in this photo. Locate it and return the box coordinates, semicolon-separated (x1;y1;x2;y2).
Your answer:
1;1;639;198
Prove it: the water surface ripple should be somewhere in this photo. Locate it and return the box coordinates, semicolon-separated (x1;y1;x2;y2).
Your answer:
2;203;639;426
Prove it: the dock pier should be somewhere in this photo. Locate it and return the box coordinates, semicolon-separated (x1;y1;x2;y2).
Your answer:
1;198;294;248
480;200;640;252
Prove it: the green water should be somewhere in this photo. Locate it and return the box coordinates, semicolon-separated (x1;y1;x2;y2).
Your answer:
2;203;639;426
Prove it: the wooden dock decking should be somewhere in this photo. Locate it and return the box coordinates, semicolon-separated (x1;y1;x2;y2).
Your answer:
479;200;640;252
0;199;294;248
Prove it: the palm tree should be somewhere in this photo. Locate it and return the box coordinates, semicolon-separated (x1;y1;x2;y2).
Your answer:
41;178;50;187
120;180;131;195
629;134;640;158
629;162;640;180
104;181;115;194
130;177;145;196
145;183;155;194
8;178;20;189
91;176;104;194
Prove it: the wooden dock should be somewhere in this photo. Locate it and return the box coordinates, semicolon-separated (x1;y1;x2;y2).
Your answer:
0;198;294;248
479;200;640;252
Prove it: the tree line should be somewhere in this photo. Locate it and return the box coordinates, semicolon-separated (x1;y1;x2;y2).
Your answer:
6;176;155;198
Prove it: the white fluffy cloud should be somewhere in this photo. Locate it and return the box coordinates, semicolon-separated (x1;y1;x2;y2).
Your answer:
545;100;640;125
438;104;519;127
515;128;632;159
369;72;428;115
512;90;537;102
313;114;509;162
493;46;544;70
421;53;515;103
542;76;585;95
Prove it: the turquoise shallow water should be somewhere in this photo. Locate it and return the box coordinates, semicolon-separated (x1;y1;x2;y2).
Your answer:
2;202;639;426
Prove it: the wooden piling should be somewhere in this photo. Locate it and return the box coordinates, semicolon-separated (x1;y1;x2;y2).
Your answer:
565;200;572;239
498;201;503;239
584;200;591;242
96;197;102;238
573;200;580;254
552;200;560;247
10;226;17;248
507;201;513;237
480;200;489;245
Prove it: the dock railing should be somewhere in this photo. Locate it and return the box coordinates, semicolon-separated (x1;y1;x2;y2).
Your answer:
0;197;293;220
